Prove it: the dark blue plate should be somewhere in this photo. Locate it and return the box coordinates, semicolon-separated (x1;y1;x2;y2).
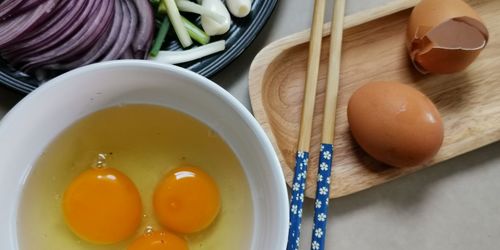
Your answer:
0;0;277;94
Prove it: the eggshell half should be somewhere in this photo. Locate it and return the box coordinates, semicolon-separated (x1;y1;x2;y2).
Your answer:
407;0;489;74
347;82;444;168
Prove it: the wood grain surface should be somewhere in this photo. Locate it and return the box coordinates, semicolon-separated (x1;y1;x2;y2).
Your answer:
297;0;327;151
249;0;500;199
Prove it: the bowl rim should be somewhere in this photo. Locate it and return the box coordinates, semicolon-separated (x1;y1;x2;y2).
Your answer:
0;60;289;249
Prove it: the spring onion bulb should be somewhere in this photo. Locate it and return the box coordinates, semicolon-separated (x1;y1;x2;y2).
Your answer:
226;0;251;18
175;0;225;24
163;0;192;48
199;0;230;36
151;40;225;64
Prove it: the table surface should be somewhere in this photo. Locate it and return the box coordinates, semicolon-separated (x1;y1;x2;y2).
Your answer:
1;1;499;249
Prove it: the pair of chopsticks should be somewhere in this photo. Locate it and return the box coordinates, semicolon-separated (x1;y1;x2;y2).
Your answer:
286;0;346;250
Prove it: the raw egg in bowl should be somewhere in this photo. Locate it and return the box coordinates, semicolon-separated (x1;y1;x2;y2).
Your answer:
0;61;288;250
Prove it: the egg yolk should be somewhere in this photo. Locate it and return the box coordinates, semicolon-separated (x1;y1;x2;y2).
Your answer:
153;166;221;233
128;230;189;250
63;167;142;244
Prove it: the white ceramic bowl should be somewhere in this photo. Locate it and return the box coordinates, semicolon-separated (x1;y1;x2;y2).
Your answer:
0;60;288;249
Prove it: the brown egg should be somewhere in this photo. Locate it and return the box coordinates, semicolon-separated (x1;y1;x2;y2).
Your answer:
347;81;444;168
407;0;489;74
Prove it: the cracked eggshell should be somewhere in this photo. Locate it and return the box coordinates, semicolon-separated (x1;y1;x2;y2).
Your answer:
407;0;489;74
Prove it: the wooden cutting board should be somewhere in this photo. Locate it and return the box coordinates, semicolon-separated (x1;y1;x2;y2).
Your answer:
249;0;500;199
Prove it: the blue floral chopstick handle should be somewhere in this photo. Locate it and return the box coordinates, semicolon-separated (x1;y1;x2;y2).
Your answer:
311;143;333;250
286;151;309;250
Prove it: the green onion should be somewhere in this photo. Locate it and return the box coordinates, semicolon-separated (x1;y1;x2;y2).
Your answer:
163;0;192;48
150;16;171;57
175;0;226;23
181;16;210;45
149;0;161;6
151;40;226;64
158;1;167;15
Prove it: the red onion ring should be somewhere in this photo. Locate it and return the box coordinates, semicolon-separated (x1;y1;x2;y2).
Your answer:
46;0;123;69
7;0;50;18
0;0;154;74
22;0;114;72
131;0;154;59
0;0;24;20
101;0;137;61
2;1;74;58
0;0;57;49
8;0;95;64
120;47;135;59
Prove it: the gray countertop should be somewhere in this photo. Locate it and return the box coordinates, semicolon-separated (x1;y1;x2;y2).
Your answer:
1;0;499;249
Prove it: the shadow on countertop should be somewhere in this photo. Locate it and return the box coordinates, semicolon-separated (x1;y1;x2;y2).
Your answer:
0;85;24;117
298;141;500;217
212;0;286;111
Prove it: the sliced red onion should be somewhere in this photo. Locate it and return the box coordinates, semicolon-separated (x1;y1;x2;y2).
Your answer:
22;0;114;72
7;0;94;64
0;0;24;20
120;47;135;59
0;0;57;49
12;0;50;17
0;8;35;39
46;0;123;70
131;0;154;59
2;0;75;58
101;0;136;61
0;0;155;75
